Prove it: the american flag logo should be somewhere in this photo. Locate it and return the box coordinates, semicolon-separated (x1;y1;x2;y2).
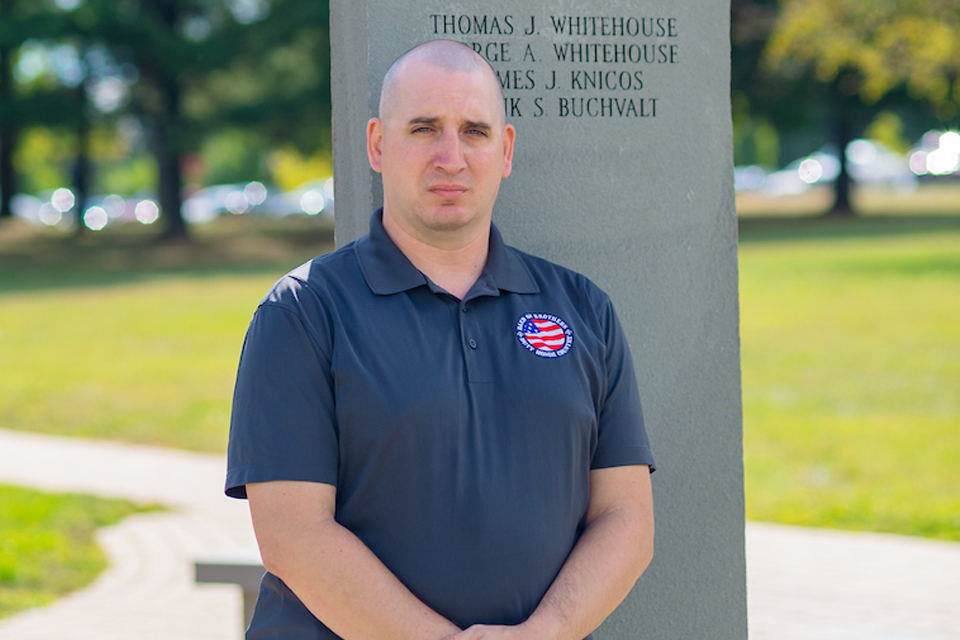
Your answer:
515;313;574;358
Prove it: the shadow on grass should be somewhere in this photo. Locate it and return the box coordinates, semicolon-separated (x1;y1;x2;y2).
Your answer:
0;216;336;294
738;213;960;245
4;212;958;292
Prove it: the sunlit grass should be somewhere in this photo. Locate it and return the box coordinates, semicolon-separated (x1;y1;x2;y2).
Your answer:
0;216;334;453
1;276;279;451
1;213;958;542
0;485;154;619
739;217;960;540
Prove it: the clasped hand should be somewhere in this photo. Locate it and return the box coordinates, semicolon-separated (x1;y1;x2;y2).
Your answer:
445;621;562;640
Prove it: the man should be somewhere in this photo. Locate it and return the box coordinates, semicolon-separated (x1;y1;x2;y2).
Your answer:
226;39;654;640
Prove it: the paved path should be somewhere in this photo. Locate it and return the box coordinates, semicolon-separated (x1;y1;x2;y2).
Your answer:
746;523;960;640
1;427;958;639
0;429;254;640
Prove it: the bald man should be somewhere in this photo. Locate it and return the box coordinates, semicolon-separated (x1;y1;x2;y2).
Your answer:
227;40;655;640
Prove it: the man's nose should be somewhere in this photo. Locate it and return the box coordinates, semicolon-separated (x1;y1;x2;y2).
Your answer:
433;130;467;172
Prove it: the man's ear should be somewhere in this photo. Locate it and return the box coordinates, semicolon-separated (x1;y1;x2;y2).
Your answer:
501;123;516;179
367;118;384;174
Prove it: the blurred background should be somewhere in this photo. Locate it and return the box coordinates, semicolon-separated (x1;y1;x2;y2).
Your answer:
0;0;333;238
0;0;957;629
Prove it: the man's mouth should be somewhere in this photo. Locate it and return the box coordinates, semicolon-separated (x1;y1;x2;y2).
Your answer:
429;185;468;199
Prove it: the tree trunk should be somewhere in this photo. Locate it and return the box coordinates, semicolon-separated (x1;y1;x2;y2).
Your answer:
0;41;16;220
73;84;90;235
150;75;187;241
158;133;186;239
827;113;855;217
152;2;188;241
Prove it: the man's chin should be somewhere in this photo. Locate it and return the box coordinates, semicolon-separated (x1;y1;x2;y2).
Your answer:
421;205;477;229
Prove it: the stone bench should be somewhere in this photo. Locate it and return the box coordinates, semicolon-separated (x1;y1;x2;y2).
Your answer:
194;551;264;628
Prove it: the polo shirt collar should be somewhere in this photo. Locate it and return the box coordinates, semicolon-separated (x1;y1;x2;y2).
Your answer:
480;222;540;295
355;209;539;297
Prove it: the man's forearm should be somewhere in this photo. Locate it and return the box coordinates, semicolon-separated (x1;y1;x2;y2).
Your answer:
522;498;654;640
452;465;654;640
248;481;461;640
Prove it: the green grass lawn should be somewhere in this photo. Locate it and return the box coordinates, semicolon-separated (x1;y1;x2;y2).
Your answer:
1;209;958;544
0;217;325;618
0;216;334;452
0;484;153;619
739;214;960;541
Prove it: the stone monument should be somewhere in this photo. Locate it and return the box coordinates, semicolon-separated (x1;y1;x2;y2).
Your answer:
330;1;746;638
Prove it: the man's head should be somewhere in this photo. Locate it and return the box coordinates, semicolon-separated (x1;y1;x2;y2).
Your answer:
367;40;515;246
378;41;507;129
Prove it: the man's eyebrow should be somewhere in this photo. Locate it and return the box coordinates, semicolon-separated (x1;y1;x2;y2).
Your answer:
408;116;440;126
406;116;493;131
463;120;493;132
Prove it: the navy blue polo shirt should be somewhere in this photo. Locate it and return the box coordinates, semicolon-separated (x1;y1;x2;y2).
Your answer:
226;209;653;639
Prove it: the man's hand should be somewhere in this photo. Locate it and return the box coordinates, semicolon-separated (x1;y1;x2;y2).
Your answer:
446;624;533;639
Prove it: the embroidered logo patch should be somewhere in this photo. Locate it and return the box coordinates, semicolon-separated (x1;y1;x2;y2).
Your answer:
516;313;574;358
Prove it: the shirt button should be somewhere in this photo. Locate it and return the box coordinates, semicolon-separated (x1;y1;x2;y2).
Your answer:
468;338;478;349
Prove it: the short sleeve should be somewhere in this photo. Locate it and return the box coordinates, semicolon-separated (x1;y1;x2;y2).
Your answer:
589;291;656;471
225;290;340;499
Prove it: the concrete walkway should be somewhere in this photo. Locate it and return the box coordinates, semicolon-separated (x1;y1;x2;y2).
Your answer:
1;427;958;640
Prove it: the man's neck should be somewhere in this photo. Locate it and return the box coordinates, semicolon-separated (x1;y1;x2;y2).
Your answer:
381;212;490;300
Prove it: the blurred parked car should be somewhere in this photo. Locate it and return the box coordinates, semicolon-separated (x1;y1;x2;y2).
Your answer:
761;148;842;196
184;179;334;221
5;188;161;231
260;177;335;218
7;177;337;230
735;139;916;196
908;130;960;180
183;181;271;223
7;192;45;225
733;165;773;192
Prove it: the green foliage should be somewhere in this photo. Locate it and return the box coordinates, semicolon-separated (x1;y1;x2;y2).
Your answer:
12;127;72;193
864;110;910;154
739;216;960;541
267;146;333;191
731;0;813;132
0;484;152;619
200;128;270;186
13;124;157;196
765;0;960;115
96;151;156;197
733;95;781;166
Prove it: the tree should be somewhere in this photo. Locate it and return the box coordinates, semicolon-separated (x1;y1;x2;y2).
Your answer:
3;1;331;236
731;1;845;172
732;0;797;167
70;0;331;239
761;0;960;215
69;0;239;239
1;2;120;226
766;0;960;113
0;0;65;219
200;0;331;155
0;10;14;220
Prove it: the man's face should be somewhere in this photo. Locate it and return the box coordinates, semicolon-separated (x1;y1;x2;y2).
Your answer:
367;60;515;243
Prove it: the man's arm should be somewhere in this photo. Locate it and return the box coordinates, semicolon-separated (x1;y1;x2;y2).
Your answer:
247;480;461;640
453;464;654;640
